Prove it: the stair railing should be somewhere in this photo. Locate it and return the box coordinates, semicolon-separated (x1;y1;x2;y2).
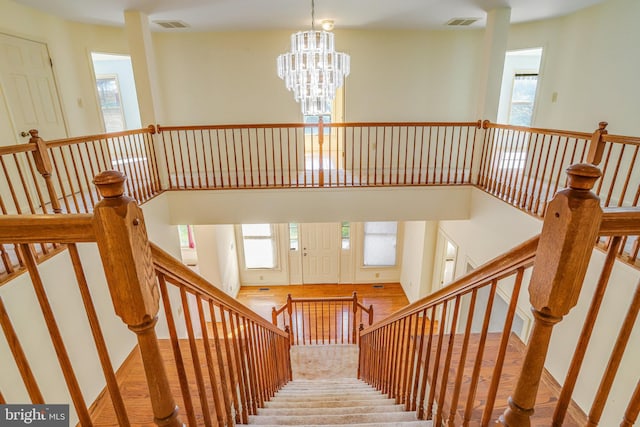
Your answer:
359;162;640;426
0;170;290;426
272;292;373;345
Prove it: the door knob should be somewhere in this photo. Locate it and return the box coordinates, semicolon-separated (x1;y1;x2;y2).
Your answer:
20;131;30;138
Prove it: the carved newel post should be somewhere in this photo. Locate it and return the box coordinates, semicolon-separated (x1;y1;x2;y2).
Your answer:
92;170;183;427
499;163;603;426
29;129;62;213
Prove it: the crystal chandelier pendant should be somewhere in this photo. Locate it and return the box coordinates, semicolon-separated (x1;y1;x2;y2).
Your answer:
277;2;350;116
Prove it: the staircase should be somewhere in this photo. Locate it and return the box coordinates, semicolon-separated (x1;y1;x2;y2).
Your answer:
238;345;431;427
241;378;432;427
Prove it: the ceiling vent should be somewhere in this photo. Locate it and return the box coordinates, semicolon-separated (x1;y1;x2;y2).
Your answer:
446;18;480;26
153;20;190;29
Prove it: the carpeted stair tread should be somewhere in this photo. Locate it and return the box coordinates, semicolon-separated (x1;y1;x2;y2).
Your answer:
263;398;398;408
247;378;431;426
248;411;420;425
257;404;406;416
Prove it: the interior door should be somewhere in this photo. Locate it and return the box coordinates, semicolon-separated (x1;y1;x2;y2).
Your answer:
300;223;340;284
0;33;67;144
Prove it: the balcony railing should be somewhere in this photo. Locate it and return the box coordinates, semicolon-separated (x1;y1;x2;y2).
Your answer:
1;119;640;285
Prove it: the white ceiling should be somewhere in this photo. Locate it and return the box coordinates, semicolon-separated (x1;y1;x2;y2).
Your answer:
13;0;608;31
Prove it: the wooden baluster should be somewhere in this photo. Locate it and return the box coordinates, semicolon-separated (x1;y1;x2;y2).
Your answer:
229;310;249;424
196;295;226;426
208;299;233;425
231;314;251;422
240;316;259;414
436;297;461;426
218;303;244;424
19;243;92;424
394;316;407;402
271;306;278;326
68;244;130;426
587;122;609;166
553;236;622;425
158;276;198;426
400;313;414;406
499;163;603;427
621;380;640;427
28;130;62;213
179;288;214;426
587;278;640;426
227;312;245;421
0;297;44;403
427;302;448;420
448;289;478;425
464;281;498;424
417;306;437;419
92;170;182;427
411;308;429;412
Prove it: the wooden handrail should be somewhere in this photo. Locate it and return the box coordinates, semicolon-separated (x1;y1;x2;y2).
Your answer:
151;242;288;338
157;121;482;132
0;215;95;243
599;208;640;235
483;120;592;139
44;126;156;148
362;235;539;333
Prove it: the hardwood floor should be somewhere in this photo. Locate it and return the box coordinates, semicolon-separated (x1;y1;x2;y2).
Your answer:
236;282;410;323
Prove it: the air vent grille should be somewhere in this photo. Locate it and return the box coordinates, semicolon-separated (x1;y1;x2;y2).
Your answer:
446;18;480;26
154;20;190;29
372;284;384;289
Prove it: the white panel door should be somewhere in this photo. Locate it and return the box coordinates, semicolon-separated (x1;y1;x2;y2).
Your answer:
300;223;340;284
0;33;67;144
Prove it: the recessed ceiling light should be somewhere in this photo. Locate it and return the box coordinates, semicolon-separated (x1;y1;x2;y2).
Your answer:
321;20;335;31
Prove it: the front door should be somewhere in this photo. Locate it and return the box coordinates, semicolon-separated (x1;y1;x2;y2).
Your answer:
0;33;67;145
300;223;340;284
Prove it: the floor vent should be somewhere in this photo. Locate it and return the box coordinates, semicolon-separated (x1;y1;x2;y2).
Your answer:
372;284;384;289
259;287;270;291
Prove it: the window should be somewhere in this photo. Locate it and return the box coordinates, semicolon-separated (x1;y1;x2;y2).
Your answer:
508;73;538;126
341;221;351;250
363;221;398;266
289;223;299;251
304;114;331;135
241;224;276;269
178;225;195;249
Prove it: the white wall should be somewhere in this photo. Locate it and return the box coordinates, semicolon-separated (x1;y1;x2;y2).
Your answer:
0;245;137;426
192;224;240;297
400;221;438;302
507;0;640;135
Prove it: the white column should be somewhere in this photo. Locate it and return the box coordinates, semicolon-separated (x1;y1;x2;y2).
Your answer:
124;10;169;188
476;8;511;122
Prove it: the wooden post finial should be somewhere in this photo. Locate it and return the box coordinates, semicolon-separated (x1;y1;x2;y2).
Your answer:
28;129;39;139
94;170;127;199
28;129;61;213
566;163;602;191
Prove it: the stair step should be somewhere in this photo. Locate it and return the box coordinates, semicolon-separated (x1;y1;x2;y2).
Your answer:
270;393;390;402
257;404;406;416
275;390;381;398
238;423;431;427
264;398;398;409
248;411;419;425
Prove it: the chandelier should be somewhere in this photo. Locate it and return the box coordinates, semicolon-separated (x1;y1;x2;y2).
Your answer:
276;0;350;116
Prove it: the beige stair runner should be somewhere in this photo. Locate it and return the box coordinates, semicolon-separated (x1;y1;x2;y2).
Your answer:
239;345;432;427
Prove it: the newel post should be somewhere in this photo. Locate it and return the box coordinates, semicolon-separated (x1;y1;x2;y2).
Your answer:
28;130;61;213
587;121;608;166
499;163;603;426
352;292;358;343
92;170;183;427
286;294;293;341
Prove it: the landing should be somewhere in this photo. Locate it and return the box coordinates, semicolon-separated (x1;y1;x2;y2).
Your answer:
291;344;359;379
